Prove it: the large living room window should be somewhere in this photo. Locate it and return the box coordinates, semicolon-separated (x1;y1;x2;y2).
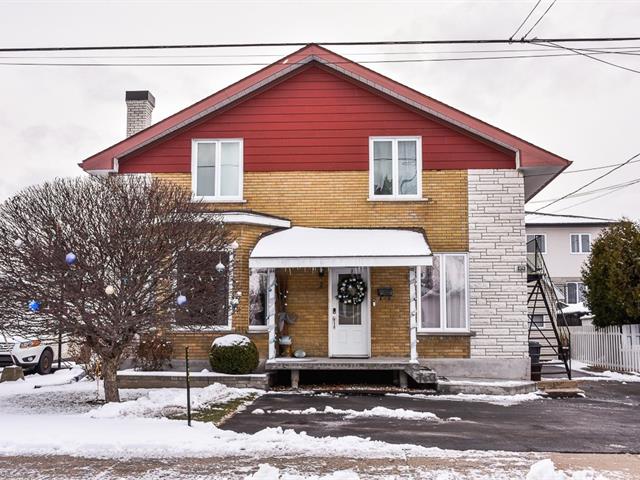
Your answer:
369;137;422;200
175;251;231;330
191;139;243;201
419;253;469;332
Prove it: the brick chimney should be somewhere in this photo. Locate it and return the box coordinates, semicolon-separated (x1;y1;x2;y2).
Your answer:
125;90;155;137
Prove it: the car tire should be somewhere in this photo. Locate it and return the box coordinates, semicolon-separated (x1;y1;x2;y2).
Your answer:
36;349;53;375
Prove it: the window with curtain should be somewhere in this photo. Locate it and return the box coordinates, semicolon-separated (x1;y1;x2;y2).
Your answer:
565;282;585;304
420;253;468;331
192;139;243;200
370;137;421;199
176;251;230;328
249;269;268;328
570;234;591;253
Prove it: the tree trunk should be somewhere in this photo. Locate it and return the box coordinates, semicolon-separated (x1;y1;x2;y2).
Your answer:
102;357;120;403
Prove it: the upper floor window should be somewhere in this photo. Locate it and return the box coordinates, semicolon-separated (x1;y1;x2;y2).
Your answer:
527;234;546;254
369;137;422;200
565;282;586;304
191;139;243;201
570;233;591;254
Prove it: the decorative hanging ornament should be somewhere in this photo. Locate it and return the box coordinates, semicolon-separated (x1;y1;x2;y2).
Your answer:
230;240;239;250
28;300;41;312
65;252;77;265
14;239;23;248
104;285;115;296
336;275;367;305
215;261;226;273
176;295;188;306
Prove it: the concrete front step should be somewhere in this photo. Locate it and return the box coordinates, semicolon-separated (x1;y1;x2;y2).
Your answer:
437;377;538;395
536;379;584;398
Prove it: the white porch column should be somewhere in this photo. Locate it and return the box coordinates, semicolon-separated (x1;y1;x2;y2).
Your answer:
266;268;277;360
409;266;420;363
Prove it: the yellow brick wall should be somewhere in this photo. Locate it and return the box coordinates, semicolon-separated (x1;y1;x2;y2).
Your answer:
156;170;470;360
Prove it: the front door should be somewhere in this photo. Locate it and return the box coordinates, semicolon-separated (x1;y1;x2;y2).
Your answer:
329;268;370;357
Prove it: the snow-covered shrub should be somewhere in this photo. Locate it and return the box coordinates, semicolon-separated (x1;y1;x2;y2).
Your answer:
133;332;173;371
209;334;258;374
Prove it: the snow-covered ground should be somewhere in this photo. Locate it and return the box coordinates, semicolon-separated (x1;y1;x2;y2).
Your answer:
252;405;459;422
388;391;544;406
571;361;640;383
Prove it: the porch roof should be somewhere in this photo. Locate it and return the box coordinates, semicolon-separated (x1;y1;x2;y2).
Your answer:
249;227;432;268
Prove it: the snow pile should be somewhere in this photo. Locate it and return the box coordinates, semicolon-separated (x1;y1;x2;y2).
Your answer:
388;391;543;406
0;414;514;459
213;334;251;347
525;459;608;480
86;383;262;418
561;302;590;315
256;405;442;421
572;360;640;383
246;464;359;480
0;367;86;397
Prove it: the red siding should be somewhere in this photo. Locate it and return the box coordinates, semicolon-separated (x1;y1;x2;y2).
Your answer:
120;66;514;173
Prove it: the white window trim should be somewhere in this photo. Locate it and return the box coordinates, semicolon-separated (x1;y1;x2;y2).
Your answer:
570;233;592;254
191;138;244;202
527;233;547;254
417;252;470;333
368;136;422;201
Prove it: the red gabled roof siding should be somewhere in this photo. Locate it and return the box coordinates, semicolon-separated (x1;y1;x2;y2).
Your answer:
121;66;513;173
81;44;569;172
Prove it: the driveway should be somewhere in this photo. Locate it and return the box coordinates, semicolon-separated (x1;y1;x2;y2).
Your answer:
222;380;640;453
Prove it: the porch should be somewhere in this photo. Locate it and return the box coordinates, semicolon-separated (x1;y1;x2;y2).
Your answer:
249;226;437;386
265;356;438;388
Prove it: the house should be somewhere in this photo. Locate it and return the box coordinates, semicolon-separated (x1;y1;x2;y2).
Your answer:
80;44;570;384
525;212;616;308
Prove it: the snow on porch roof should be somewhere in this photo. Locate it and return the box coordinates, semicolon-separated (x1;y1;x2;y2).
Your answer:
249;227;432;268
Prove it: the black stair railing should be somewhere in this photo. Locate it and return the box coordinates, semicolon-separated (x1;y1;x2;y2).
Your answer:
526;238;572;379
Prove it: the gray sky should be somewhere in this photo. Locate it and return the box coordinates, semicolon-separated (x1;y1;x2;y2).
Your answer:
1;0;639;219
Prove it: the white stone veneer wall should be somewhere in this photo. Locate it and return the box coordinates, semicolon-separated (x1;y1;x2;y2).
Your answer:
468;169;529;358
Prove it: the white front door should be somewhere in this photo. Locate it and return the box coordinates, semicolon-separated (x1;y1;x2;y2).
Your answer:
329;268;370;357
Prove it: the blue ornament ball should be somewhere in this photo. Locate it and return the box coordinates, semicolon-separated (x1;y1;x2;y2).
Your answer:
65;252;77;265
176;295;188;306
28;300;41;312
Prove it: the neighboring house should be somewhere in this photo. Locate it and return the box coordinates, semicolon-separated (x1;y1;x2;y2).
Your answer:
79;44;570;382
525;212;616;307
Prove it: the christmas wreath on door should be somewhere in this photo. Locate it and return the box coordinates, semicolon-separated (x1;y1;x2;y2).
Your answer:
336;275;367;305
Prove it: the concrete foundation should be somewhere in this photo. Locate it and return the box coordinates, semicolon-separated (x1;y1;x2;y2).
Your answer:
421;357;531;380
116;371;273;390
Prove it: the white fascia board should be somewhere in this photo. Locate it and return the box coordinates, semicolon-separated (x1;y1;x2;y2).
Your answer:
197;212;291;228
249;255;432;269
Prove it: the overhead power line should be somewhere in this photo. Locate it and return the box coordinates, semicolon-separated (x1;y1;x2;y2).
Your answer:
533;151;640;212
528;176;640;204
526;156;640;178
553;180;639;214
1;48;638;67
521;0;557;40
1;37;640;53
509;0;542;41
540;41;640;75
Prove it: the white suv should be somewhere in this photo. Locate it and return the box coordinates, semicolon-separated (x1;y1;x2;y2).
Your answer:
0;332;69;375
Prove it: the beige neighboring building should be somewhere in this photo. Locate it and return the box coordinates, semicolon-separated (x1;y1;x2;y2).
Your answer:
525;212;616;305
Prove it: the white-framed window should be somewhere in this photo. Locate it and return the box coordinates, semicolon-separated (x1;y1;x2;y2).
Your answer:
191;139;243;202
526;234;546;254
369;136;422;200
248;268;269;331
570;233;591;254
530;314;544;328
418;253;469;332
565;282;586;304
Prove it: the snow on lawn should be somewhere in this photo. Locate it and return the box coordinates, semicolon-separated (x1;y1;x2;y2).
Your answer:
87;383;262;418
252;405;451;421
0;366;86;397
388;391;544;406
571;360;640;383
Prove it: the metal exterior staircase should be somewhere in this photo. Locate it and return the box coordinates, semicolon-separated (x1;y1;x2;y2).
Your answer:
527;238;572;379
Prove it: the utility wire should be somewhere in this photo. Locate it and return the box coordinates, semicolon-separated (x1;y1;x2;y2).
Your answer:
1;37;640;53
521;0;557;40
528;176;640;204
1;49;638;67
552;180;639;214
533;151;640;212
525;157;640;178
510;0;542;41
540;41;640;74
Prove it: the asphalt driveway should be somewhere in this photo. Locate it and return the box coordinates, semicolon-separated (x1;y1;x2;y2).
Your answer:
222;380;640;453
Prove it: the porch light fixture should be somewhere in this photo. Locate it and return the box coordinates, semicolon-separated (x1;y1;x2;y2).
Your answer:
215;261;226;273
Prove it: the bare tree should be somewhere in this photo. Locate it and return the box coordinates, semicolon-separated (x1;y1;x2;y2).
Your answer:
0;175;233;402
